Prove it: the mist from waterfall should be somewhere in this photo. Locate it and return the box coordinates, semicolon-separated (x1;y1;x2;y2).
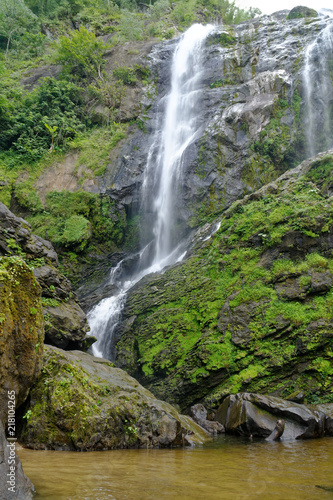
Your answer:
88;24;214;359
303;15;333;157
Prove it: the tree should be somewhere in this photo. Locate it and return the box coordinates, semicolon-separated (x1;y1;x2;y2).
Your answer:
0;0;37;59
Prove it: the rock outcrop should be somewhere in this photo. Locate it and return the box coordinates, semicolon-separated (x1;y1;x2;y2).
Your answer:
0;256;43;424
114;151;333;411
216;393;327;439
0;421;35;500
19;346;209;451
0;202;93;351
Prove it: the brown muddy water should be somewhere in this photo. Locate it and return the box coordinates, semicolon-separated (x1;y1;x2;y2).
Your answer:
18;435;333;500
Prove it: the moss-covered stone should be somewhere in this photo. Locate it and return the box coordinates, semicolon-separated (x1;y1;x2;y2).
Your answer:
19;346;209;450
115;151;333;411
0;256;44;424
287;6;318;20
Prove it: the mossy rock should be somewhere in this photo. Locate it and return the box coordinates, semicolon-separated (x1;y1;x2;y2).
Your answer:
287;6;318;20
0;256;44;424
19;346;209;450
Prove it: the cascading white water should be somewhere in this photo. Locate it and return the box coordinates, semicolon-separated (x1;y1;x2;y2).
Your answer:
88;24;214;359
303;15;333;157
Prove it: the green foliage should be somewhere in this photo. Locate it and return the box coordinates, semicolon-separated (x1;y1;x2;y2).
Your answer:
55;26;107;82
113;66;138;85
113;64;150;86
1;77;85;160
69;123;128;176
117;9;145;41
0;0;37;59
14;31;46;58
28;190;125;252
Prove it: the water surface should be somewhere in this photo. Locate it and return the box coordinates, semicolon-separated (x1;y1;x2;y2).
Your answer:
18;435;333;499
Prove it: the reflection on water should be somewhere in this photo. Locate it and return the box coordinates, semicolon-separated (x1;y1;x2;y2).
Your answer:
17;436;333;500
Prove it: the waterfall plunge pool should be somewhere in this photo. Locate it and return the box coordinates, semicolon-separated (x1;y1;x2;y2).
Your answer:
18;435;333;499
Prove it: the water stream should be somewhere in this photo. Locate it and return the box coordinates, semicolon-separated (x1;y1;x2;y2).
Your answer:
303;12;333;157
18;436;333;499
88;24;214;359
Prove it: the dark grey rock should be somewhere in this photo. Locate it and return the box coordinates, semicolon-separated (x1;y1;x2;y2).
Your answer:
0;421;35;499
189;404;225;435
216;393;326;439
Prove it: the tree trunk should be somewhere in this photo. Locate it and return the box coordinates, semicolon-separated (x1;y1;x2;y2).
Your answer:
5;30;13;61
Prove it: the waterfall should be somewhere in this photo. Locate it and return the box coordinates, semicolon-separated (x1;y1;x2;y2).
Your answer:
303;16;333;157
88;24;214;359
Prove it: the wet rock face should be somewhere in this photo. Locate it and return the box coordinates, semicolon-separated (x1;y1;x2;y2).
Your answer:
19;346;209;451
216;393;329;440
0;421;35;500
0;202;93;351
102;11;329;234
0;257;44;425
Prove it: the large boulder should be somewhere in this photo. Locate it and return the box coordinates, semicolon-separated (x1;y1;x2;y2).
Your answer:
0;257;44;424
0;421;35;500
19;346;209;451
0;202;57;264
216;393;326;439
316;404;333;436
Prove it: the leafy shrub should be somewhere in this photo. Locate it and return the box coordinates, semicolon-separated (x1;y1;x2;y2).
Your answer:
28;190;125;251
113;66;138;85
55;26;107;82
1;77;85;160
117;9;144;41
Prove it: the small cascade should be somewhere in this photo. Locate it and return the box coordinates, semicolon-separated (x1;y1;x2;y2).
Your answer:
303;15;333;157
88;24;214;359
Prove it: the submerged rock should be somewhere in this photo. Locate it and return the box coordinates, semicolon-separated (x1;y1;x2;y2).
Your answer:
19;346;209;451
216;393;326;440
189;404;225;435
0;420;35;500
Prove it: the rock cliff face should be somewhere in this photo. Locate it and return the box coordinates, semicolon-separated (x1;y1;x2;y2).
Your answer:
114;151;333;411
100;10;332;240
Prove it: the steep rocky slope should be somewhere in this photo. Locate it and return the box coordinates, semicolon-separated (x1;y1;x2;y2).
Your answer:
115;151;333;411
